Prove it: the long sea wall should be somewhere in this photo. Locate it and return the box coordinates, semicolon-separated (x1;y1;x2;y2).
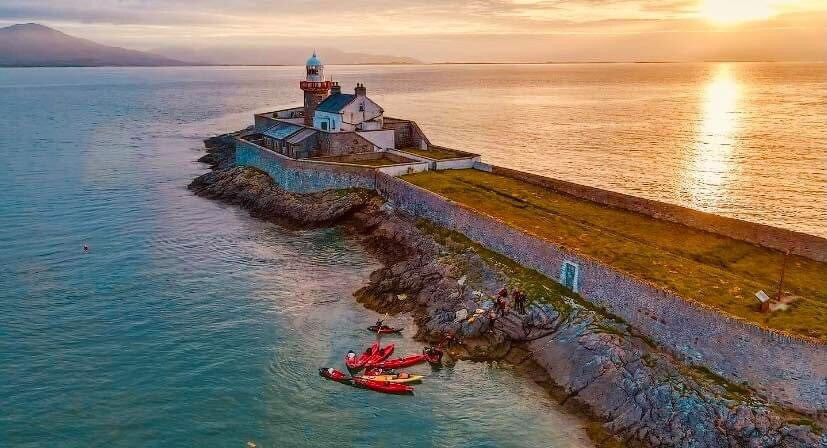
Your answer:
483;164;827;262
375;172;827;416
234;136;827;414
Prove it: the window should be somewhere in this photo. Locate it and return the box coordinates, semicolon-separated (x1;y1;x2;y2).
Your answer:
320;121;328;131
560;260;579;292
359;102;365;112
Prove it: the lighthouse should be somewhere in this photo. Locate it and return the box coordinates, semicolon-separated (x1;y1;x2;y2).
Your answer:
300;52;331;126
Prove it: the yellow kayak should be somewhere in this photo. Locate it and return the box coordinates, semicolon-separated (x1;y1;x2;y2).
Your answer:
360;374;424;384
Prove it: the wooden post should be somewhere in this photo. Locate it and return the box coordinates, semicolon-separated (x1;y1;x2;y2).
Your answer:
775;250;790;302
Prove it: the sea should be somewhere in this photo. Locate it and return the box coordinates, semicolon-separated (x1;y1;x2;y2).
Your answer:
0;62;824;447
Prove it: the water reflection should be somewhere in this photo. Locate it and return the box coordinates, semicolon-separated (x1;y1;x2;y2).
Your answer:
684;64;740;209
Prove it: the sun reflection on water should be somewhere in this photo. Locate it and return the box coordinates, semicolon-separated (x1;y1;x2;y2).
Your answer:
684;64;740;209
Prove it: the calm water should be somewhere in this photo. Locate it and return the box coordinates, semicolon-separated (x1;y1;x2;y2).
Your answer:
374;62;827;237
0;67;593;447
0;63;823;446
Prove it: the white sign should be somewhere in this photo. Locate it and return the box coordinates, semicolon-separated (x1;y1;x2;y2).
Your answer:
755;290;771;303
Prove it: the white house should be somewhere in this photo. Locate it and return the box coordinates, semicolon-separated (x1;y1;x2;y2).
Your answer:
313;83;385;132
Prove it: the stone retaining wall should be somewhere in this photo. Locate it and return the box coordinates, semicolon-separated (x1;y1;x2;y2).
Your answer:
375;172;827;415
489;165;827;262
235;139;377;193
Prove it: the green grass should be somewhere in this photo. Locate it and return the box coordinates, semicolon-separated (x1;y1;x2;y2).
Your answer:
399;147;465;160
350;157;405;167
311;155;406;166
688;365;754;401
403;169;827;341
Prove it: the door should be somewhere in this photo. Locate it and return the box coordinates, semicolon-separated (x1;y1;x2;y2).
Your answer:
561;261;579;292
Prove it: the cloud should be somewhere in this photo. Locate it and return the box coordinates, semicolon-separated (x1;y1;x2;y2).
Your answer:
1;0;824;61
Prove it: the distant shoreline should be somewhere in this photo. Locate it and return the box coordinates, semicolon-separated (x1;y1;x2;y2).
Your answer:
1;60;824;68
0;59;827;68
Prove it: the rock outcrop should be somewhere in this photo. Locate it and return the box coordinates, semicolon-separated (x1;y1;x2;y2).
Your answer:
191;134;825;448
189;135;373;227
190;167;372;227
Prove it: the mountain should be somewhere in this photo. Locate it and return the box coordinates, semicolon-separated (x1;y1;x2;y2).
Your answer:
0;23;419;67
152;46;422;66
0;23;187;67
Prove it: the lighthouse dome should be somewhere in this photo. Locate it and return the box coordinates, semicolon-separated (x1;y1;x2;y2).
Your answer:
306;52;322;66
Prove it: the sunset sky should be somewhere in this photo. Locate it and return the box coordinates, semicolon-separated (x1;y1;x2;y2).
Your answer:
1;0;825;62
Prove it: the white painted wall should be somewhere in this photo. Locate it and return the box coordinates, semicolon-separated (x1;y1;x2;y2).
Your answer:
473;161;493;172
377;162;431;176
313;111;343;131
342;96;383;129
312;95;384;133
357;130;395;149
435;156;481;170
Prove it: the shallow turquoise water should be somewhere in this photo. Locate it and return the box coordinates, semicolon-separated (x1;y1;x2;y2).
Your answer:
0;67;593;447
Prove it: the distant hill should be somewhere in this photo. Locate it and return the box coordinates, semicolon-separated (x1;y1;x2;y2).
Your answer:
152;46;422;66
0;23;188;67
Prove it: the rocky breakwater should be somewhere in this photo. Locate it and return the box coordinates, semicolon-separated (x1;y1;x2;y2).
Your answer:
190;135;825;448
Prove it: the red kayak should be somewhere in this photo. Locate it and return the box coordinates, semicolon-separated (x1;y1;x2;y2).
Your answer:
364;367;396;376
353;377;414;395
345;341;379;370
367;325;403;334
364;343;394;366
368;347;443;369
319;367;352;384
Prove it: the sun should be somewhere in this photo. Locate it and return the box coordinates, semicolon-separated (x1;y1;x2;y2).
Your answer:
700;0;780;24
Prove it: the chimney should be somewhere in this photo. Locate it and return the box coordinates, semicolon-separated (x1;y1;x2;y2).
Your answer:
331;81;341;95
355;82;366;97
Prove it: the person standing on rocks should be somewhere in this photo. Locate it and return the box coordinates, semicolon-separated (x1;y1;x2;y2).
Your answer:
495;287;509;313
513;288;526;314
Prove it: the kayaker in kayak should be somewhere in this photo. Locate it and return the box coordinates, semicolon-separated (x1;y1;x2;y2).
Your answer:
319;367;352;384
423;346;443;364
367;322;403;334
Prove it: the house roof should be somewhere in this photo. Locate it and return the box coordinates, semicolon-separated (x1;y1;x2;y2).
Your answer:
263;123;302;140
285;128;317;145
316;93;356;113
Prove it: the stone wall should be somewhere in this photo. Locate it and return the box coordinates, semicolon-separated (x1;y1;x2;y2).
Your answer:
235;139;377;193
490;165;827;263
319;132;376;156
383;117;430;149
375;172;827;415
356;129;395;149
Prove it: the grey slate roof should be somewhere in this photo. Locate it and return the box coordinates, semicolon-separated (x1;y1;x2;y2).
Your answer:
316;93;356;113
285;128;317;145
263;123;302;140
